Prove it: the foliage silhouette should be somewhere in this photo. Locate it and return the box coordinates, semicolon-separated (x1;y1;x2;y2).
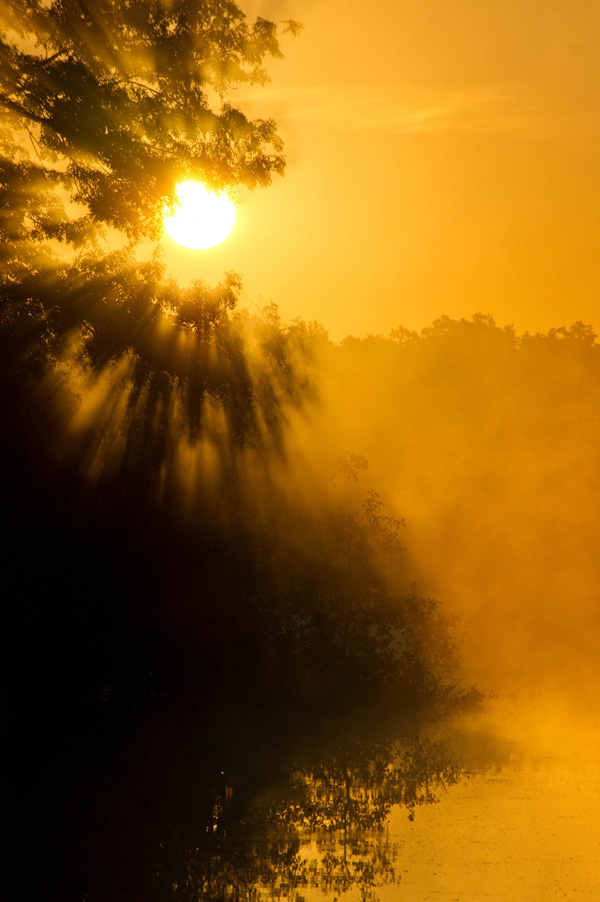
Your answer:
0;0;307;498
0;0;301;236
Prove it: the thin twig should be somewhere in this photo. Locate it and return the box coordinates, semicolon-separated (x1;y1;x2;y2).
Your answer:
25;124;42;161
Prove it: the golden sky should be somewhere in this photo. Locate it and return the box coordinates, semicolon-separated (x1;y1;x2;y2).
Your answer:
162;0;600;341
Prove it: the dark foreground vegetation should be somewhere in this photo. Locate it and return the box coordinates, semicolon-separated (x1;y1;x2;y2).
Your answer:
0;355;476;900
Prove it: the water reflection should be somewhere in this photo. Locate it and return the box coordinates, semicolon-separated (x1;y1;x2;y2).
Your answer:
157;731;464;902
385;704;600;902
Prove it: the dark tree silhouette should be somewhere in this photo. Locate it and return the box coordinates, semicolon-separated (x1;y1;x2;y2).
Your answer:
0;0;306;503
0;0;300;236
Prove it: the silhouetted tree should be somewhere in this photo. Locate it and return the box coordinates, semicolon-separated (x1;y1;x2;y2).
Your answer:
0;0;300;235
0;5;306;900
0;0;304;502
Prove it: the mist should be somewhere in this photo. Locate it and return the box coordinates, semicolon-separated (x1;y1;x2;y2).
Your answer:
288;315;600;705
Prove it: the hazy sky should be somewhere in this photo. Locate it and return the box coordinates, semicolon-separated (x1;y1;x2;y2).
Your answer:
161;0;600;340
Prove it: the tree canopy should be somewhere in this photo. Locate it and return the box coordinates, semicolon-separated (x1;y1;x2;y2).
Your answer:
0;0;300;238
0;0;305;495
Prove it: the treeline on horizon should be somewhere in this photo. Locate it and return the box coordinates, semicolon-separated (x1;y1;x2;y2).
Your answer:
294;312;600;697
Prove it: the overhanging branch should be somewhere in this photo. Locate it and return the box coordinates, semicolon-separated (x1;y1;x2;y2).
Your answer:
0;94;48;127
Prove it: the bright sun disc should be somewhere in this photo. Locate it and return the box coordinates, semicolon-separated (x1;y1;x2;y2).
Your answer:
163;181;236;249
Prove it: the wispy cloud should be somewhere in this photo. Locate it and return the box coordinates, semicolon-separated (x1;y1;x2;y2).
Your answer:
235;83;587;137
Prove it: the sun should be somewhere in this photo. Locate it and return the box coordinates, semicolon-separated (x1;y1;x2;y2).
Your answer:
163;181;236;249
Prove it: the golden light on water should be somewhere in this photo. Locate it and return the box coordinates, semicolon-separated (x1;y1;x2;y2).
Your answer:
163;181;236;249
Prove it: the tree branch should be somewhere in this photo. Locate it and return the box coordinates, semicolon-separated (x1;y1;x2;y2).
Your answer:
127;80;160;95
38;49;68;66
0;93;48;127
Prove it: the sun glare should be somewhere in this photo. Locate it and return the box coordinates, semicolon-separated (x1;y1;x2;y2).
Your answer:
163;181;236;250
